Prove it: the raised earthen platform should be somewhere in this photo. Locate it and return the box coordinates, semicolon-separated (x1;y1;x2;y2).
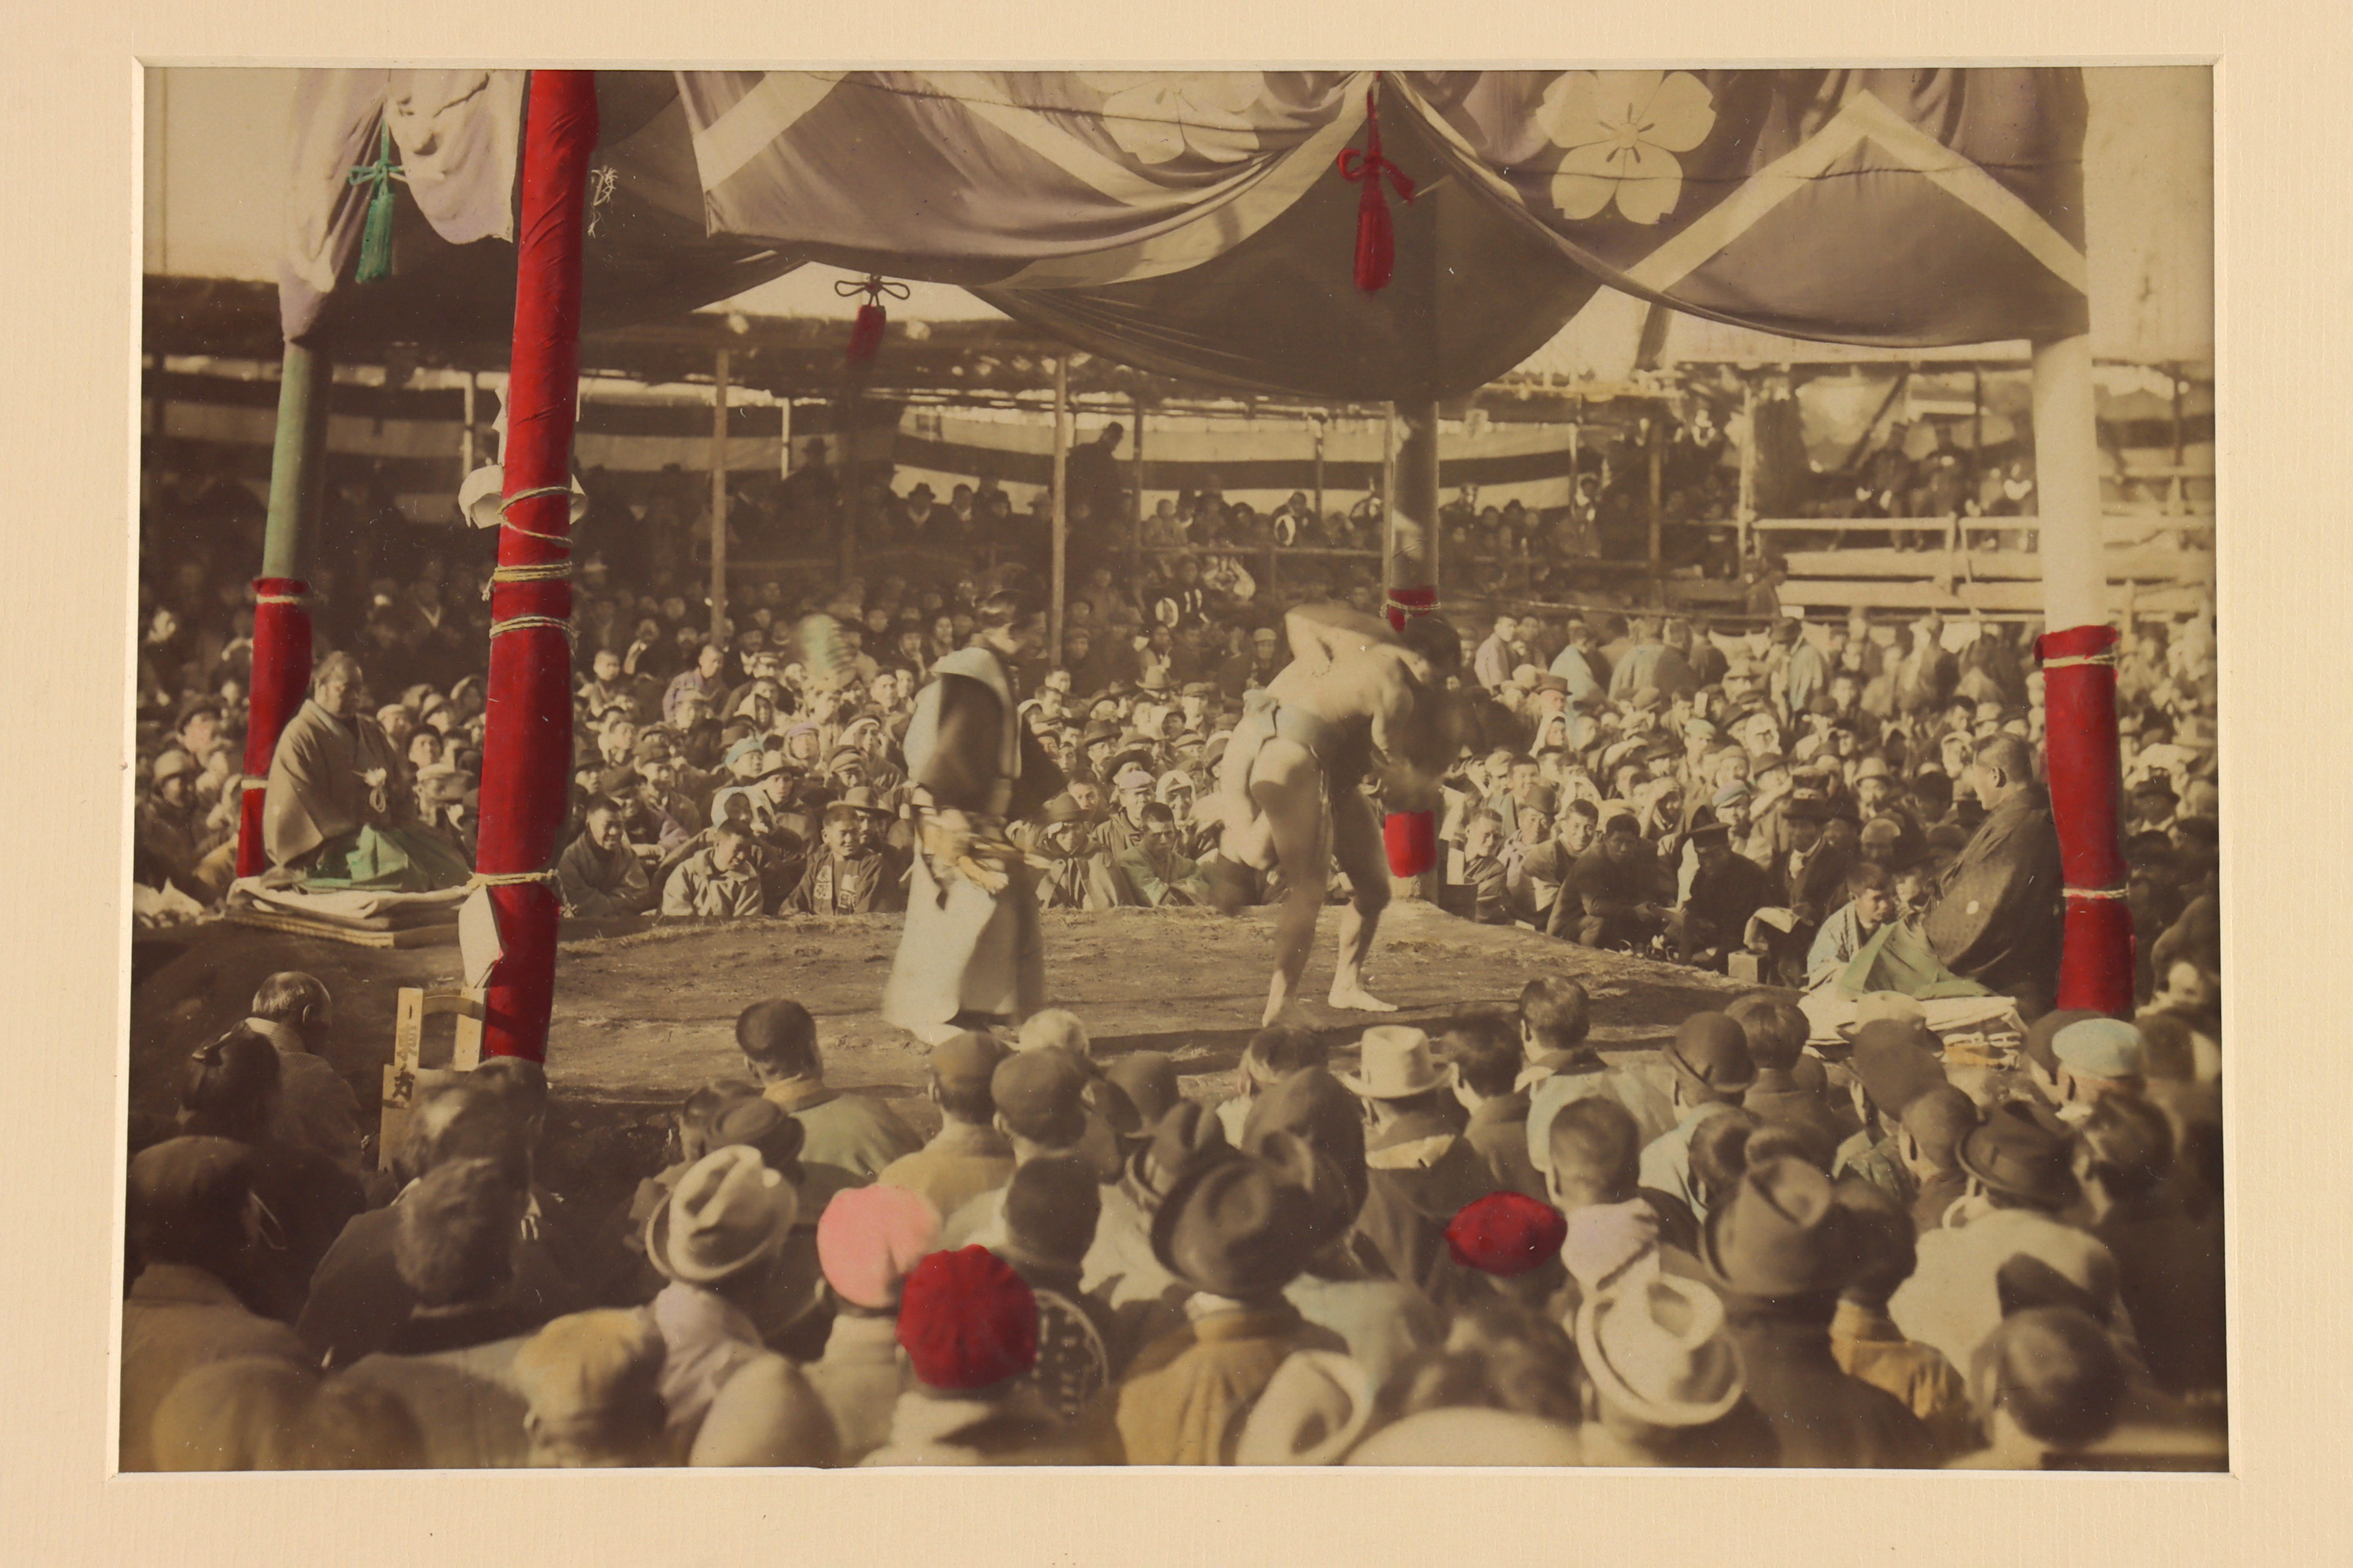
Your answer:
129;903;1749;1204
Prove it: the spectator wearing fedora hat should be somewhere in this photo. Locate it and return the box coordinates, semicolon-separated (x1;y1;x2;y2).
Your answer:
1342;1027;1501;1306
1889;1102;2124;1376
1573;1273;1779;1467
642;1146;837;1465
1701;1157;1937;1468
1244;1069;1444;1392
1637;1013;1756;1223
866;1247;1113;1465
119;1138;315;1472
878;1032;1015;1226
691;1097;833;1363
1081;1099;1231;1368
1116;1133;1349;1464
806;1183;943;1462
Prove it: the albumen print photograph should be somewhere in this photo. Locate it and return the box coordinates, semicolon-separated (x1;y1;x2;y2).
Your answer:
125;65;2219;1472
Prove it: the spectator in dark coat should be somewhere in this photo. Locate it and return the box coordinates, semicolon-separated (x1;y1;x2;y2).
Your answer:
2073;1097;2227;1400
1700;1157;1938;1468
1924;733;2065;1002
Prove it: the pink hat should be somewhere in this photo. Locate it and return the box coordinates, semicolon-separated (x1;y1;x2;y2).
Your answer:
815;1185;942;1310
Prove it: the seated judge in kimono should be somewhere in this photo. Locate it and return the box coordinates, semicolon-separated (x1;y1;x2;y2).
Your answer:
261;652;471;892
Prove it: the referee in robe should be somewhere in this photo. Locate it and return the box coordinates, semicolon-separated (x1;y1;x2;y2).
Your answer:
883;571;1064;1045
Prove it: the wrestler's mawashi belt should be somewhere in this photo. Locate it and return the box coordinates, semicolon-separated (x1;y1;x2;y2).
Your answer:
1239;689;1349;772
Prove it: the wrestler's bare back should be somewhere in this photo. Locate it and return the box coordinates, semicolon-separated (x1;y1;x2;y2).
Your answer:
1209;602;1440;1023
1217;603;1431;827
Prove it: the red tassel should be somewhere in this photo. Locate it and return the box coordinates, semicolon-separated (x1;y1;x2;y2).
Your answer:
846;301;886;365
1385;809;1437;878
2035;624;2136;1015
1338;86;1415;294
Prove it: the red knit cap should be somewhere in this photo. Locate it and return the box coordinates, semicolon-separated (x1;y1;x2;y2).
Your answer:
1445;1191;1569;1277
895;1245;1040;1391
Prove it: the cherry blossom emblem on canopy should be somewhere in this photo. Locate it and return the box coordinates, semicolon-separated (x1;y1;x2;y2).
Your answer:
1535;69;1717;225
1081;73;1268;165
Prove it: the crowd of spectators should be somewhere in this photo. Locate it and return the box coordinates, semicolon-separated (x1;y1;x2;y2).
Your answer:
124;969;2225;1469
124;432;2225;1473
132;441;2217;1029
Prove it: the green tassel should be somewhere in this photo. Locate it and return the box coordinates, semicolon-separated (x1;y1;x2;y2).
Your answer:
352;122;401;284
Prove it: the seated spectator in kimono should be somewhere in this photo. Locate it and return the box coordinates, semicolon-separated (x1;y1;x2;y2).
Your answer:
1805;862;1904;986
662;823;765;918
784;788;909;915
556;798;655;918
262;652;472;892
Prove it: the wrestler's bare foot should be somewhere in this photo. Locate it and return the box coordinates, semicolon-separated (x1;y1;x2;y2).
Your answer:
1325;981;1399;1013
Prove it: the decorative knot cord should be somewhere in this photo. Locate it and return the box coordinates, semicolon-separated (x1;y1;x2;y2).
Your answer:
2063;885;2130;900
2040;651;2120;670
1338;86;1417;292
348;121;409;283
838;274;911;364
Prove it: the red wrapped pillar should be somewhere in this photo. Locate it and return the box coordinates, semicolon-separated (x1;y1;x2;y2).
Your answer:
235;338;332;876
2037;623;2135;1015
238;578;312;875
474;70;598;1061
2031;332;2132;1015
